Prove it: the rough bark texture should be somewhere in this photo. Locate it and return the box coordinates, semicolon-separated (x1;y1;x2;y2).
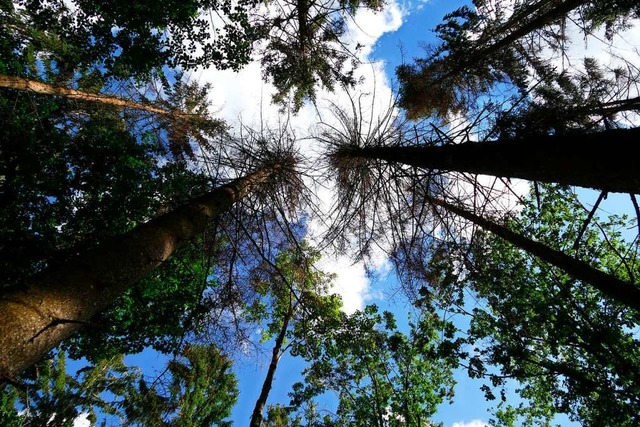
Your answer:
0;74;194;119
430;196;640;312
345;127;640;194
0;168;274;381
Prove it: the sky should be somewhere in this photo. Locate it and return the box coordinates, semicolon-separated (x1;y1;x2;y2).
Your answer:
73;0;640;425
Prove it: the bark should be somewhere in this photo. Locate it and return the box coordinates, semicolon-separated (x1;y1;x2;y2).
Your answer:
0;74;199;121
0;167;275;382
249;303;293;427
340;127;640;194
577;96;640;117
429;196;640;313
470;0;585;66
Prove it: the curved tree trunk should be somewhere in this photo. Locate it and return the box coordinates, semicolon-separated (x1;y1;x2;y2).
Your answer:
0;74;197;120
0;167;276;382
338;127;640;194
429;196;640;313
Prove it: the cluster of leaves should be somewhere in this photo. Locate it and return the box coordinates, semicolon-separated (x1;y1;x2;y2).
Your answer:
422;185;640;426
0;344;237;426
9;0;260;80
281;305;457;426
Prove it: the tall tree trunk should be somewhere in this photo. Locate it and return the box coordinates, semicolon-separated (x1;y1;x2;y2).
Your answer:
338;127;640;194
249;303;293;427
0;74;199;121
429;196;640;313
0;167;276;382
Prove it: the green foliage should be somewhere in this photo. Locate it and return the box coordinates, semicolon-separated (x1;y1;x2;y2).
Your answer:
123;344;238;426
288;305;456;426
2;345;237;426
427;184;640;426
2;352;140;426
10;0;260;79
246;242;339;342
244;242;343;425
260;0;384;111
64;240;218;360
0;86;222;360
0;90;179;286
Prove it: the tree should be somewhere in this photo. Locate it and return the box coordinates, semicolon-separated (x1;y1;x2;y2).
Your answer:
396;0;640;119
6;0;260;79
425;194;640;312
5;0;384;112
258;0;383;111
0;68;238;363
247;243;340;427
0;344;238;426
286;305;456;426
420;184;640;425
0;157;295;382
321;100;640;311
492;56;640;138
329;125;640;194
0;352;138;426
123;344;238;426
0;72;227;161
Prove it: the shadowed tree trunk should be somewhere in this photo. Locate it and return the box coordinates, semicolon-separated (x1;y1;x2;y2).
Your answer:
429;196;640;312
336;126;640;194
249;302;293;427
0;167;278;382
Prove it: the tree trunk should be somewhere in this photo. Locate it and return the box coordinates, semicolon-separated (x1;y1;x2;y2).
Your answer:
424;0;586;90
0;74;198;120
249;303;293;427
0;168;275;382
429;196;640;313
470;0;586;66
340;127;640;194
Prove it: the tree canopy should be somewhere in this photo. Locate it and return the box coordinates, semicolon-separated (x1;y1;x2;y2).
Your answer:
2;0;640;424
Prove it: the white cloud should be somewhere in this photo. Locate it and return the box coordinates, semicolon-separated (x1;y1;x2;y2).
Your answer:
345;3;405;58
198;61;276;127
452;420;490;427
196;1;405;312
73;413;92;427
316;254;372;313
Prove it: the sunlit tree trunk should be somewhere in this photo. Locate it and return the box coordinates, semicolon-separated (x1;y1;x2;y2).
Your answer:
0;74;199;121
337;126;640;194
0;167;276;382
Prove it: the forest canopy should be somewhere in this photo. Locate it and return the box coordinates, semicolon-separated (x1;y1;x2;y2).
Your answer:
1;0;640;425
